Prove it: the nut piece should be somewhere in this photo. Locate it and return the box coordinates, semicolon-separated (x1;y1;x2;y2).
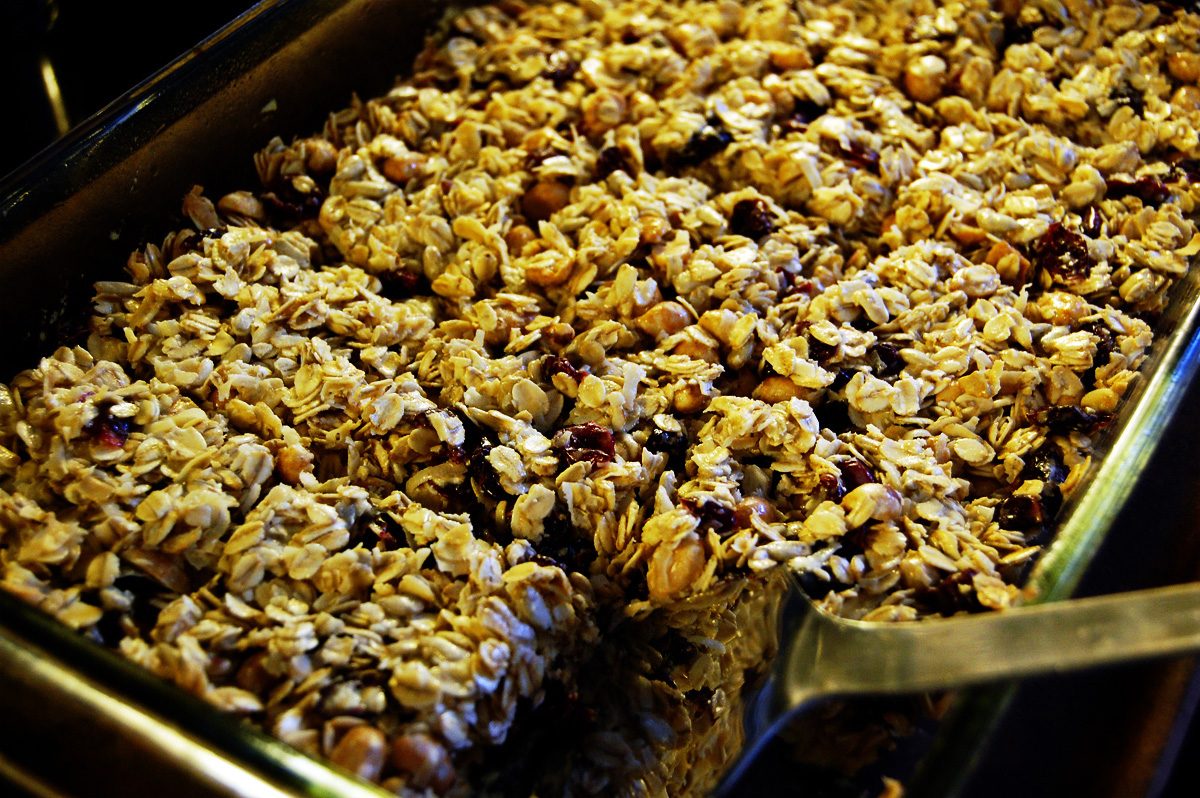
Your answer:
275;444;313;485
505;224;538;254
305;138;339;175
1168;52;1200;83
735;496;777;527
673;383;708;414
647;534;706;600
841;483;903;528
217;191;265;221
673;337;719;363
382;153;427;184
330;726;387;782
903;55;948;104
635;301;690;338
753;375;801;403
522;181;571;223
392;734;456;792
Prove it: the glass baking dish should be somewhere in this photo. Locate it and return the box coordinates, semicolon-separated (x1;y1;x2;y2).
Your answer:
2;1;1200;796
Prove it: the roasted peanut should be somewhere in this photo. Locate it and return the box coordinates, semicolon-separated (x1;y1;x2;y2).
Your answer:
275;444;313;485
1168;51;1200;83
754;375;801;403
521;180;571;223
505;224;538;254
673;337;719;363
734;496;777;527
635;301;690;338
330;725;387;782
673;383;708;414
392;734;456;792
304;138;339;175
382;153;427;184
904;55;947;104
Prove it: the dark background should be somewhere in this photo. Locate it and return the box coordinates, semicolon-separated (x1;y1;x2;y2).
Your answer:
2;1;1200;796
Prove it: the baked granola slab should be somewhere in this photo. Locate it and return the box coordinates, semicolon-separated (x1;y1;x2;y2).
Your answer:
3;0;1200;795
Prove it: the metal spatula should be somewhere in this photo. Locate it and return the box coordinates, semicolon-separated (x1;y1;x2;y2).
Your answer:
717;580;1200;795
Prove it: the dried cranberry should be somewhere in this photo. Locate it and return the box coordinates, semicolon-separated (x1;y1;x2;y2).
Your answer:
729;198;776;239
84;405;130;448
1111;85;1144;117
1035;405;1113;435
468;445;509;499
262;181;324;225
838;457;877;491
1080;205;1103;239
917;570;984;617
543;356;585;383
376;269;423;300
836;141;880;174
779;271;815;297
544;51;577;87
1105;177;1171;207
669;118;734;169
557;423;616;465
1172;157;1200;183
362;513;406;551
816;399;853;433
595;146;632;179
1033;222;1092;283
1021;445;1068;485
839;524;872;557
819;472;845;501
681;497;736;534
807;336;838;366
997;494;1048;531
779;101;825;135
868;343;904;378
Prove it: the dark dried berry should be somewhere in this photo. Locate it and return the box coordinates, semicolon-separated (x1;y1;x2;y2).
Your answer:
1035;405;1113;435
361;513;406;551
1080;205;1103;239
836;141;880;174
1111;85;1144;117
779;101;826;135
868;343;904;378
525;146;567;170
838;457;877;491
806;336;838;366
1021;445;1068;485
729;198;776;239
645;429;689;469
829;368;855;392
816;399;853;433
996;494;1048;531
468;445;510;499
262;181;324;225
376;269;422;300
84;405;130;448
1172;157;1200;183
819;472;845;501
681;497;736;534
918;570;984;617
779;271;815;298
536;514;596;573
544;356;585;383
1105;177;1171;207
595;146;632;179
558;423;616;465
1033;222;1093;283
839;524;872;557
544;51;577;87
670;118;734;169
1079;321;1115;387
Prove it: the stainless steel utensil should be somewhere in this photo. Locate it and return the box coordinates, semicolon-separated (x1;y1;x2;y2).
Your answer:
717;580;1200;795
